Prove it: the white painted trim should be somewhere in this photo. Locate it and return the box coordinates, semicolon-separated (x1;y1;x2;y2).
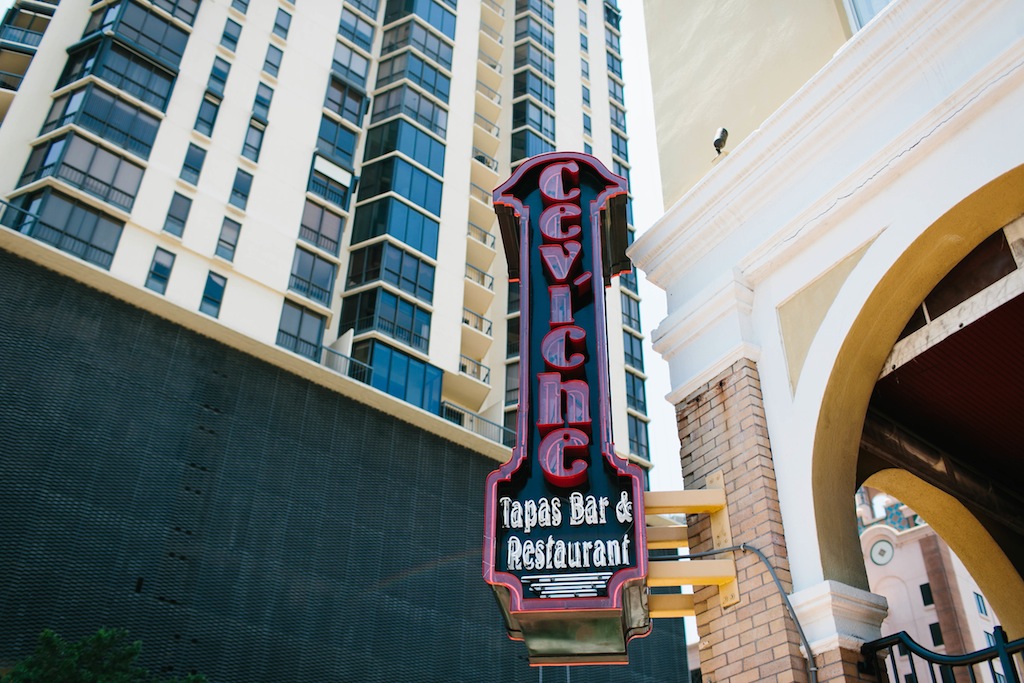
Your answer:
790;580;889;655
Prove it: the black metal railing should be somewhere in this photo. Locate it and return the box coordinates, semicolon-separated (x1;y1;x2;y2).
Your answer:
861;626;1024;683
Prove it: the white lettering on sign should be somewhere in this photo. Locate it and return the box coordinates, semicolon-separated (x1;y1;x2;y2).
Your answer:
506;533;632;571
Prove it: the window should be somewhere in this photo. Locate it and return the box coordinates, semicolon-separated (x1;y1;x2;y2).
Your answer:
505;361;519;405
514;43;554;79
241;121;265;161
626;371;646;413
215;217;240;260
508;282;520;313
325;76;365;125
358;157;442;216
252;83;273;122
208;57;230;98
1;189;123;269
975;592;988;616
513;70;555;109
610;103;627;132
349;0;380;18
511;129;554;161
583;112;592;135
383;0;456;40
612;131;629;160
515;16;554;51
580;33;588;51
606;51;623;78
623;330;644;371
41;84;160;159
904;675;917;683
606;29;621;53
622;292;641;330
290;247;337;305
339;7;374;51
920;583;934;606
579;6;587;25
317;116;358;169
628;414;649;459
986;631;997;647
221;18;242;51
507;317;519;357
620;267;638;294
582;84;590;107
276;300;325;360
308;168;351;210
929;622;943;647
333;41;370;89
371;84;448;137
199;272;226;317
583;142;592;154
19;134;144;211
145;248;175;294
513;100;555;140
516;0;554;24
364;119;446;175
351;197;438;258
299;200;343;255
59;42;174;112
341;288;431;353
381;19;453;70
347;241;435;302
376;52;451;103
194;94;220;136
151;0;200;25
180;143;206;184
273;9;291;38
229;169;253;209
351;339;443;413
609;78;624;104
581;57;589;80
263;44;283;76
231;0;248;12
164;192;191;236
85;2;189;69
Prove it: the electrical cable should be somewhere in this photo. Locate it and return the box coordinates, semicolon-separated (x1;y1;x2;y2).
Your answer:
651;544;819;683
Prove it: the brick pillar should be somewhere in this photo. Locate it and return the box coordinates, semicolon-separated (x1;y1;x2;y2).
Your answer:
678;358;809;682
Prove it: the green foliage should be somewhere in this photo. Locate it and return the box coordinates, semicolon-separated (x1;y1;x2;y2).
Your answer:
1;628;206;683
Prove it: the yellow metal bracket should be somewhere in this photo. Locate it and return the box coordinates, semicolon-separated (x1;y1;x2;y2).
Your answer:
644;470;740;616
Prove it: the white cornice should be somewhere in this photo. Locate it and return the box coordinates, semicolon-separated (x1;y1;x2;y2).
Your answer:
790;580;888;655
630;0;1016;291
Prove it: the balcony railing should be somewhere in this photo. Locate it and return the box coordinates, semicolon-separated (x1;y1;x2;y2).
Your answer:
482;0;505;17
353;314;429;353
0;24;44;47
469;182;492;205
474;113;500;138
0;69;25;91
465;263;494;290
288;274;332;306
472;147;499;171
467;221;496;249
22;162;136;212
476;80;501;105
480;21;503;44
441;401;513;447
478;49;502;73
459;355;491;384
861;625;1024;683
322;347;373;384
463;308;493;336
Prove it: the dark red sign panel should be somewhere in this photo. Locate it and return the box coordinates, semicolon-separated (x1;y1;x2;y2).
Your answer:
484;152;649;665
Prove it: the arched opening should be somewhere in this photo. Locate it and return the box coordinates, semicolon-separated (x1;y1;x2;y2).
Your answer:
811;163;1024;636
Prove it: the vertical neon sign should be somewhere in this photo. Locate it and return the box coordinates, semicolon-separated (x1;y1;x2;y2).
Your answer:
483;153;649;665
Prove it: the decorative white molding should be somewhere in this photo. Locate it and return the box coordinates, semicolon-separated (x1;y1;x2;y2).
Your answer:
651;275;754;360
790;580;888;655
629;0;1019;291
664;342;762;406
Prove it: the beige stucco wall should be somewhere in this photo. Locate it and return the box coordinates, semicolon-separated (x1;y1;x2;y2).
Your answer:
644;0;850;207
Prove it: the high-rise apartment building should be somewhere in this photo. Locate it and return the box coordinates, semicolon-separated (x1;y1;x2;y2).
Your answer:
0;0;650;472
0;1;681;679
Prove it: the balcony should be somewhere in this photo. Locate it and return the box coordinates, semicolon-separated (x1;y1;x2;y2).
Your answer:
473;113;500;157
464;262;495;314
0;24;44;49
479;20;504;55
443;355;491;411
477;48;502;91
469;181;494;227
475;79;501;122
441;401;513;448
462;307;493;359
466;221;497;270
481;0;506;29
471;147;500;188
351;313;429;354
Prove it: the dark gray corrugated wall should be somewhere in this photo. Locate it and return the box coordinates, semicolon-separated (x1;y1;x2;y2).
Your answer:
0;248;688;682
